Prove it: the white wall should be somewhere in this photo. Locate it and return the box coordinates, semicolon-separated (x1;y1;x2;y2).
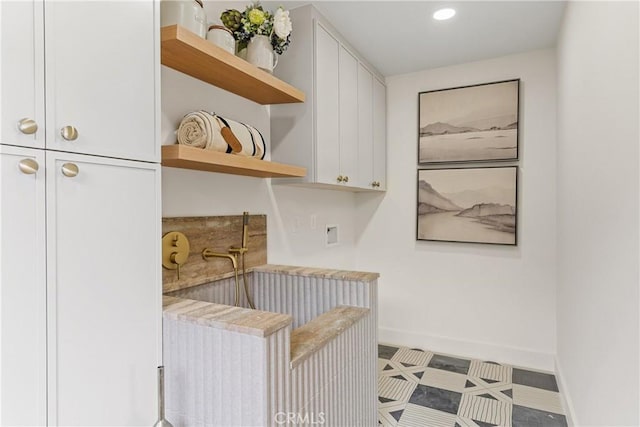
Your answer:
556;2;639;426
356;49;558;370
161;67;357;270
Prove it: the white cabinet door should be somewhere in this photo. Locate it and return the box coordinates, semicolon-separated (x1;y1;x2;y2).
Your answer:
46;152;161;426
0;145;46;426
315;23;340;185
44;1;157;162
357;65;374;189
0;0;45;149
373;78;386;190
338;46;358;185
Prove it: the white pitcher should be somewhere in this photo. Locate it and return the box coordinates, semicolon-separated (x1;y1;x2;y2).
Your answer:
246;35;278;73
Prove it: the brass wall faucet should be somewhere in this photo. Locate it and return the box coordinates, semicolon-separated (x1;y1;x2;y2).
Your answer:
201;211;249;266
201;249;238;269
201;212;255;309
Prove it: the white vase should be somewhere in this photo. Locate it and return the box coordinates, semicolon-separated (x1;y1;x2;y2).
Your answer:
160;0;207;38
246;35;278;73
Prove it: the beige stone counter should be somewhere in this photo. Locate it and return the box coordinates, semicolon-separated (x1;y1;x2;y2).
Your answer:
289;305;370;368
163;296;292;338
253;264;379;282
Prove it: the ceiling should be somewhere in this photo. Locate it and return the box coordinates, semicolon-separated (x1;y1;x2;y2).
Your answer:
261;1;566;76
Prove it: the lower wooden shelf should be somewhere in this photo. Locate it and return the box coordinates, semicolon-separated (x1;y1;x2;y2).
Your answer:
161;145;307;178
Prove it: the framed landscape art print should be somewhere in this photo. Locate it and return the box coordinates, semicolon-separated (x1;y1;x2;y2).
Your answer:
416;166;518;245
418;79;519;164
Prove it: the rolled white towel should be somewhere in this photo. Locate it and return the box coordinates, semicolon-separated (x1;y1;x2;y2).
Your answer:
177;111;231;153
177;111;267;159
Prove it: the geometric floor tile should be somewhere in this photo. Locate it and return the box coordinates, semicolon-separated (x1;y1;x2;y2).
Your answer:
455;416;504;427
391;347;433;367
468;360;512;383
465;376;511;392
428;354;471;375
420;367;468;392
379;344;401;360
379;375;419;402
408;384;462;415
380;360;427;383
464;384;514;404
512;404;568;427
512;368;559;392
398;403;457;427
512;384;565;414
378;344;567;427
379;399;409;427
457;393;512;426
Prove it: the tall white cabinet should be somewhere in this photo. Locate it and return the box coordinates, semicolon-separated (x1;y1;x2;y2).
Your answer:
0;146;47;426
271;5;387;191
0;1;161;426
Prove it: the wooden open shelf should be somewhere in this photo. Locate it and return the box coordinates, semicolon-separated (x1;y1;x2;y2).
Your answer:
161;145;306;178
161;25;305;105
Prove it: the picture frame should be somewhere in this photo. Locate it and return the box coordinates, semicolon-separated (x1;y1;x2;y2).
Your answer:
416;166;518;245
418;79;520;164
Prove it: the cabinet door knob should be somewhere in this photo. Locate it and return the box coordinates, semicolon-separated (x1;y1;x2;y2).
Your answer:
18;118;38;135
337;175;344;183
343;176;349;183
61;163;79;178
18;158;39;174
60;125;79;141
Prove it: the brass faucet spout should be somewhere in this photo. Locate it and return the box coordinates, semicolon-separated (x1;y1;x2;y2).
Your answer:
202;249;238;269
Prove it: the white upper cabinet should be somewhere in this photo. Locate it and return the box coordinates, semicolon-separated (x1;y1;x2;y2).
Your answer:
0;145;47;427
0;1;45;149
44;1;157;162
373;77;387;190
315;24;340;184
338;46;359;185
271;5;386;191
357;64;374;188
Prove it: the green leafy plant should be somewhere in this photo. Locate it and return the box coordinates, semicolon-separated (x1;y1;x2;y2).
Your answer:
221;2;292;54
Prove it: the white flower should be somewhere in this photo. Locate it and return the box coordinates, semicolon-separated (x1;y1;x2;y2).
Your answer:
273;7;292;39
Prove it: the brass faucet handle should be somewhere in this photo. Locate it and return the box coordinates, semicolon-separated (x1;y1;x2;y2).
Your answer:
229;246;248;254
169;252;181;279
162;232;190;280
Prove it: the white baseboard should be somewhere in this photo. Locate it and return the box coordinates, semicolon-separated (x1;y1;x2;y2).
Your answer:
379;326;556;371
554;357;578;426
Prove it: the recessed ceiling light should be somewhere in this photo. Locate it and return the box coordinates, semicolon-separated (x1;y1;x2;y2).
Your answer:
433;8;456;21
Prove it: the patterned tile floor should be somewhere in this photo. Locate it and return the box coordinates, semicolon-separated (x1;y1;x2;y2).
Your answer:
378;344;568;427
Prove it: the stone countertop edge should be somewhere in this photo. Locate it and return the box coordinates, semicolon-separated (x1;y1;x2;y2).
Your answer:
253;264;380;282
163;296;292;338
164;264;380;294
289;305;370;369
